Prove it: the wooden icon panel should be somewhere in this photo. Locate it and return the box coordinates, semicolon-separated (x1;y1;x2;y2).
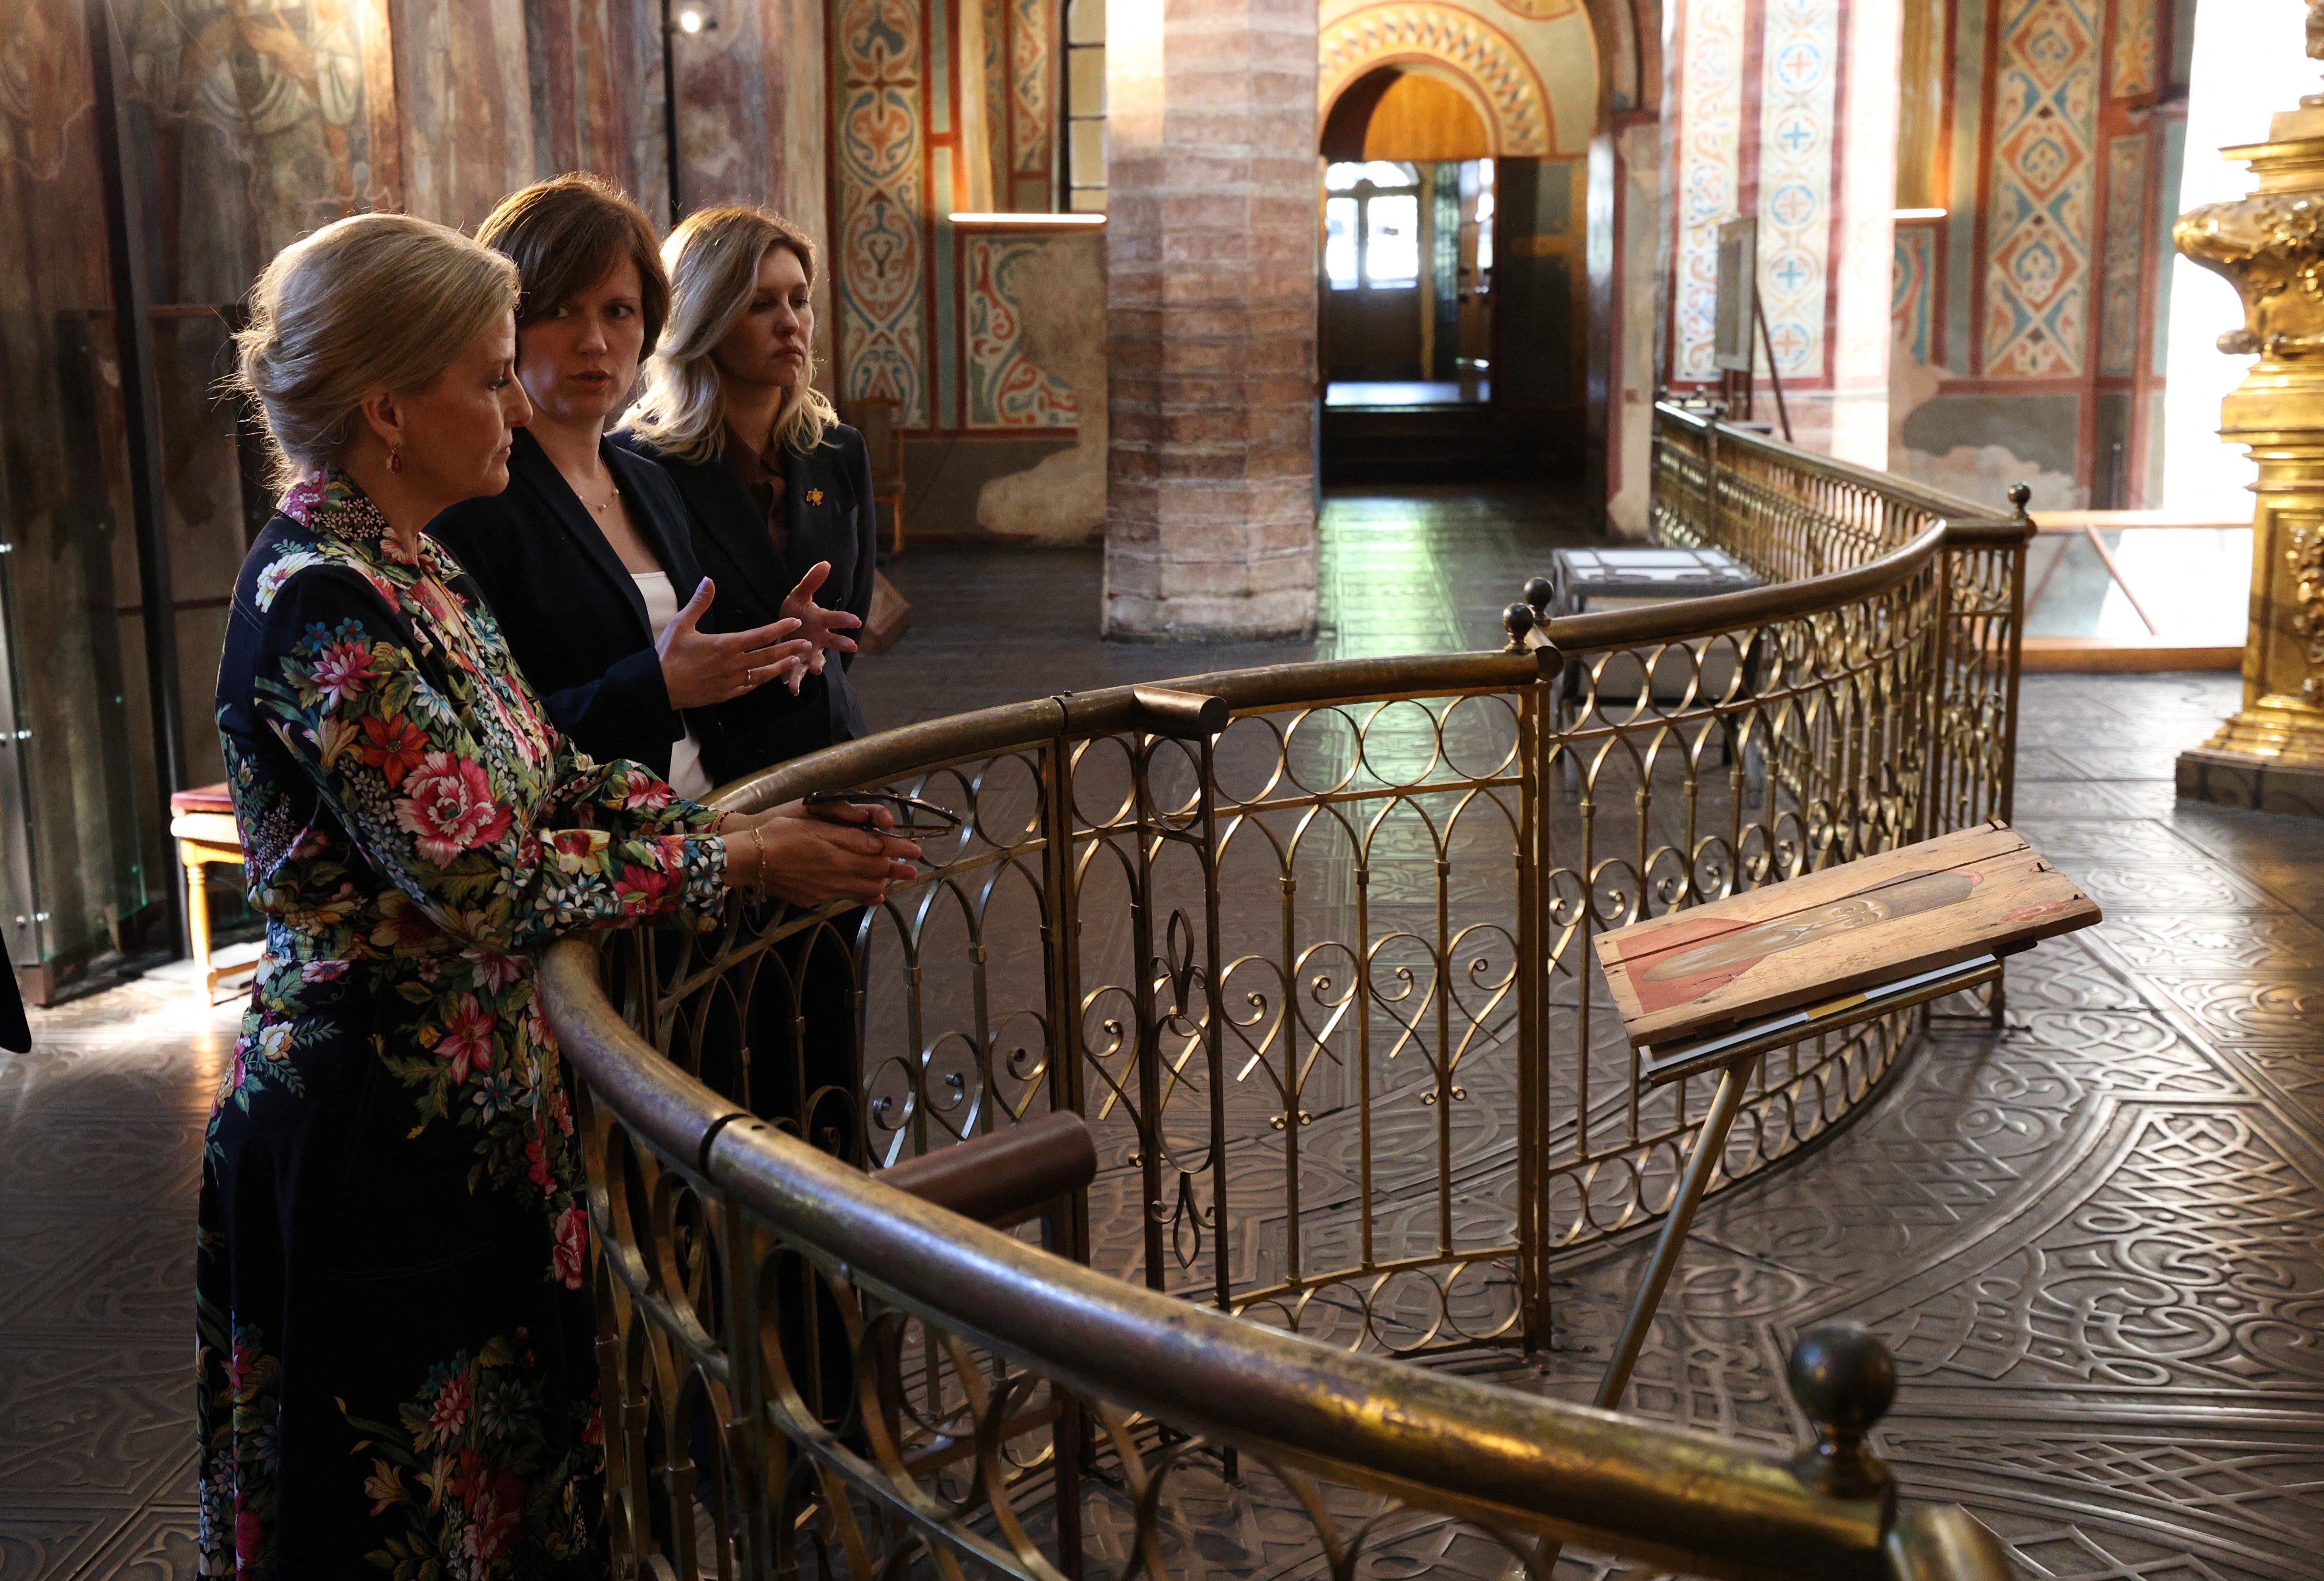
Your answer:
1593;821;2100;1049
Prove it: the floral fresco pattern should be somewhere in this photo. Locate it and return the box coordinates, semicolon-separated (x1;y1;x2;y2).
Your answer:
965;233;1077;428
1982;0;2100;377
834;0;932;427
1672;0;1746;382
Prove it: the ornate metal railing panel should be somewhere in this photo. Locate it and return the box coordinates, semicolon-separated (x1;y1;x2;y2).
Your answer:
1650;405;2028;830
544;404;2031;1581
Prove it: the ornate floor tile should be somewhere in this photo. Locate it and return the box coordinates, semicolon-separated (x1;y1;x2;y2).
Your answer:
2054;748;2186;782
2013;780;2148;819
2165;808;2324;868
0;1217;151;1329
2139;974;2324;1047
2106;779;2203;819
1972;1503;2288;1581
0;1512;127;1581
3;1212;197;1335
0;1342;192;1507
0;1118;204;1211
2093;913;2324;977
65;1504;200;1581
1844;1104;2324;1397
2238;862;2324;917
2048;861;2286;914
2015;748;2091;782
2013;819;2218;862
1877;1424;2324;1581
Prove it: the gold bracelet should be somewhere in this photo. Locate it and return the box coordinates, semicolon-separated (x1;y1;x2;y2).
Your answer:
748;824;768;885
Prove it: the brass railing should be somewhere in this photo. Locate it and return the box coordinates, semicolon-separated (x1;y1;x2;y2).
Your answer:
540;403;2032;1581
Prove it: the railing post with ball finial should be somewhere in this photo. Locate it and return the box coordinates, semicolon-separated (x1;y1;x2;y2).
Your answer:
1786;1322;2013;1581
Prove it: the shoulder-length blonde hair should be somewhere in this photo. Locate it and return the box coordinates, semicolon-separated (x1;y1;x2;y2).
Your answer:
623;205;837;463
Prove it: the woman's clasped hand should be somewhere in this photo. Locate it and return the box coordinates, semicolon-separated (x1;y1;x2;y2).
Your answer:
722;798;921;905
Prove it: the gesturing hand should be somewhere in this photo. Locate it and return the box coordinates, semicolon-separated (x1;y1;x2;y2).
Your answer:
658;578;815;709
775;561;864;694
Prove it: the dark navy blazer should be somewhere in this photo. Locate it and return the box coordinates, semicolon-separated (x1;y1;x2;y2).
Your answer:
612;423;876;784
426;426;717;778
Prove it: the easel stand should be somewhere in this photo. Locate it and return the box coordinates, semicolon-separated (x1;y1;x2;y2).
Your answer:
1590;952;2003;1408
1530;951;2006;1575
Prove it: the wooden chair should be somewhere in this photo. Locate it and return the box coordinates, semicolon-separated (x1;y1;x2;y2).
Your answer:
169;783;249;1000
853;397;905;556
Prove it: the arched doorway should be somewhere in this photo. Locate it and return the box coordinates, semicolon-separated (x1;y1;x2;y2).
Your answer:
1321;70;1495;402
1315;4;1589;482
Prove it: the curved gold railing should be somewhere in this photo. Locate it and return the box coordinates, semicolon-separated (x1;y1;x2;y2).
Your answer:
546;941;2007;1581
542;404;2034;1580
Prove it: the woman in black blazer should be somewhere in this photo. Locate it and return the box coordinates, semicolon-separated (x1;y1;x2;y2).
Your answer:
615;203;876;785
428;175;914;908
429;175;816;798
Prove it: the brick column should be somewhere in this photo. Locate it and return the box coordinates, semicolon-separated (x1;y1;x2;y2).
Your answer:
1102;0;1318;642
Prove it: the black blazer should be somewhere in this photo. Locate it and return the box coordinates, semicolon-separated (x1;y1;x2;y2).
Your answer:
613;423;876;785
426;426;711;777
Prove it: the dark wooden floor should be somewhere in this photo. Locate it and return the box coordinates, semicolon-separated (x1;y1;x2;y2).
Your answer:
2;489;2317;1579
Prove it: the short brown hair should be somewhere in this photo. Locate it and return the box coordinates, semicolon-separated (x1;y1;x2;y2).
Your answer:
475;174;670;349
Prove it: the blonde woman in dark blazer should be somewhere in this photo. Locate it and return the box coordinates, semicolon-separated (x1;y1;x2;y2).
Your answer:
615;205;877;783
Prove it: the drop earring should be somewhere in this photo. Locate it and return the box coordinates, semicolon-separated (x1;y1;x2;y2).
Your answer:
389;443;403;474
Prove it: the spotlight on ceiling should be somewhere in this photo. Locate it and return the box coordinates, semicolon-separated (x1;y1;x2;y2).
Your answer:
676;6;711;33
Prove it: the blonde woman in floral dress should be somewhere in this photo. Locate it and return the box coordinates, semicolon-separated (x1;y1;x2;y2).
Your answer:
201;213;917;1579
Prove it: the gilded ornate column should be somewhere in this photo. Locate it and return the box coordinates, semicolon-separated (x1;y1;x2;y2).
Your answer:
2174;21;2324;816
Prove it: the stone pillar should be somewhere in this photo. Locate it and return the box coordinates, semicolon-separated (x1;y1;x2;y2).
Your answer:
1102;0;1318;642
2173;26;2324;817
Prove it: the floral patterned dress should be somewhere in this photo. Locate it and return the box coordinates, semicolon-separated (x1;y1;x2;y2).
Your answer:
198;470;728;1579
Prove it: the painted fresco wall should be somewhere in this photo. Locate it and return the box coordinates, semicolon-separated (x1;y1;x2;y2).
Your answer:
1659;0;2188;503
1315;0;1601;158
1885;0;2188;510
827;0;1097;543
1663;0;1899;456
0;0;154;985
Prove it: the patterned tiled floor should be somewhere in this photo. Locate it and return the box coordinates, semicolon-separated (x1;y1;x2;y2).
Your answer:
3;491;2316;1578
1513;669;2324;1581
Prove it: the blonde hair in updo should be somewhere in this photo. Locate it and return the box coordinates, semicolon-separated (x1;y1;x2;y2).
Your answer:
230;212;520;490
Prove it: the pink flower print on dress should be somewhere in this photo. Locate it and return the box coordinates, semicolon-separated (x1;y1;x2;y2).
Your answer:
462;1469;528;1569
235;1505;264;1570
553;1201;588;1290
310;639;377;706
524;1138;556;1199
613;863;674;912
427;1368;470;1439
436;994;496;1085
618;766;673;811
466;947;523;993
276;474;328;525
393;752;512;865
